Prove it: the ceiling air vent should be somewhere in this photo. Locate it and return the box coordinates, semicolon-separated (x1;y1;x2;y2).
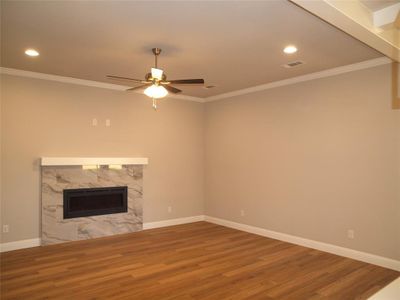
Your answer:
283;61;305;68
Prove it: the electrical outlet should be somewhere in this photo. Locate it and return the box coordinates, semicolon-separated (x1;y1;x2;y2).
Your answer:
3;225;9;233
240;209;245;217
347;229;355;239
167;206;172;213
106;119;111;127
92;118;98;126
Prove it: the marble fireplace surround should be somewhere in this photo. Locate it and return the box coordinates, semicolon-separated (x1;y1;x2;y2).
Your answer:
41;157;148;245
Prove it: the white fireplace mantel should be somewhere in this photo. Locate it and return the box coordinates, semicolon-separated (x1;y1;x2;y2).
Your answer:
41;157;148;166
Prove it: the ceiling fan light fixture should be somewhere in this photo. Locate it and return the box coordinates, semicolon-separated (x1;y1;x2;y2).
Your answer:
144;85;168;99
25;48;39;57
283;45;297;54
151;68;164;80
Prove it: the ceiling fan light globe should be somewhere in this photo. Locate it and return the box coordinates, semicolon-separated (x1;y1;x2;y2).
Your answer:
283;45;297;54
25;49;39;56
144;85;168;99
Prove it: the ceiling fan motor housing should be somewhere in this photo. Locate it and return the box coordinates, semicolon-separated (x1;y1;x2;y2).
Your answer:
145;72;167;82
152;48;162;56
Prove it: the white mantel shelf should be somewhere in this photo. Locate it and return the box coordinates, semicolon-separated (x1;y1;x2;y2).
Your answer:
41;157;148;166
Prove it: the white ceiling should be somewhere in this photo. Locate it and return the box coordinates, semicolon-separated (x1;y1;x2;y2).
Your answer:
1;0;382;98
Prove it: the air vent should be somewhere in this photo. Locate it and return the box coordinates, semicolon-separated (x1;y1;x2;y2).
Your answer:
283;61;305;68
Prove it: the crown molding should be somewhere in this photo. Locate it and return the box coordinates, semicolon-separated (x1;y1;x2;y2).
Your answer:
205;57;392;102
0;67;204;103
1;57;391;104
0;67;130;90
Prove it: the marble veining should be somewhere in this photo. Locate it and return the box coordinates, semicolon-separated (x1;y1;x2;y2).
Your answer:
41;165;143;245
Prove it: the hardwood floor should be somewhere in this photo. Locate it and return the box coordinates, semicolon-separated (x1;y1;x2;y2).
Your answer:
1;222;398;300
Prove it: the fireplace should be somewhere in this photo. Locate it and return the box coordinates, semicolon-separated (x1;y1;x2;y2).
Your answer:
63;186;128;219
41;160;145;245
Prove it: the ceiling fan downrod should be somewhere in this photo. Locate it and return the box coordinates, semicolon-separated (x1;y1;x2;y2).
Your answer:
152;48;162;68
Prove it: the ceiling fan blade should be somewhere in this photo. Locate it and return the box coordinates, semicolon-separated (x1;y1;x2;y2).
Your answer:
107;75;147;83
168;79;204;85
164;85;182;94
126;84;150;91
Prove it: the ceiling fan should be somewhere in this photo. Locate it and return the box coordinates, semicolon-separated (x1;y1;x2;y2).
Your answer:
106;48;205;109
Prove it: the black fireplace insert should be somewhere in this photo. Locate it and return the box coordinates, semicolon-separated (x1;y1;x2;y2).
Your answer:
63;186;128;219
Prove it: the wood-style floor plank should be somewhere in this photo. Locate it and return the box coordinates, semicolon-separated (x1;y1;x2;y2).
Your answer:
1;221;398;299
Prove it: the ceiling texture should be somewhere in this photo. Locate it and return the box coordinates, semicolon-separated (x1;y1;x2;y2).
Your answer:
1;0;382;98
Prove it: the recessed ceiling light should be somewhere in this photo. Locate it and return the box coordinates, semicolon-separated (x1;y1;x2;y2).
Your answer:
25;49;39;57
283;46;297;54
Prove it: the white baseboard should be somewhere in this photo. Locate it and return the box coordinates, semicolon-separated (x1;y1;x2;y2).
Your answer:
0;216;206;252
0;238;41;253
204;216;400;272
2;216;399;273
143;215;206;230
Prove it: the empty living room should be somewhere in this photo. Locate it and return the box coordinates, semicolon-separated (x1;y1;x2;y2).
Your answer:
1;0;399;299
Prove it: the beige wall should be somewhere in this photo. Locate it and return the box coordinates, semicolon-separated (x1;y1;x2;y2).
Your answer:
205;64;400;260
0;74;205;243
1;64;399;261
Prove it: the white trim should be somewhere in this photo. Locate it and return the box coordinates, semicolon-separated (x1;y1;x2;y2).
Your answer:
164;93;205;103
41;157;148;166
2;216;399;273
204;216;400;272
143;215;205;230
290;1;399;62
1;67;129;90
0;216;205;252
0;238;41;252
1;57;392;104
373;3;400;28
205;57;392;101
0;67;204;103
